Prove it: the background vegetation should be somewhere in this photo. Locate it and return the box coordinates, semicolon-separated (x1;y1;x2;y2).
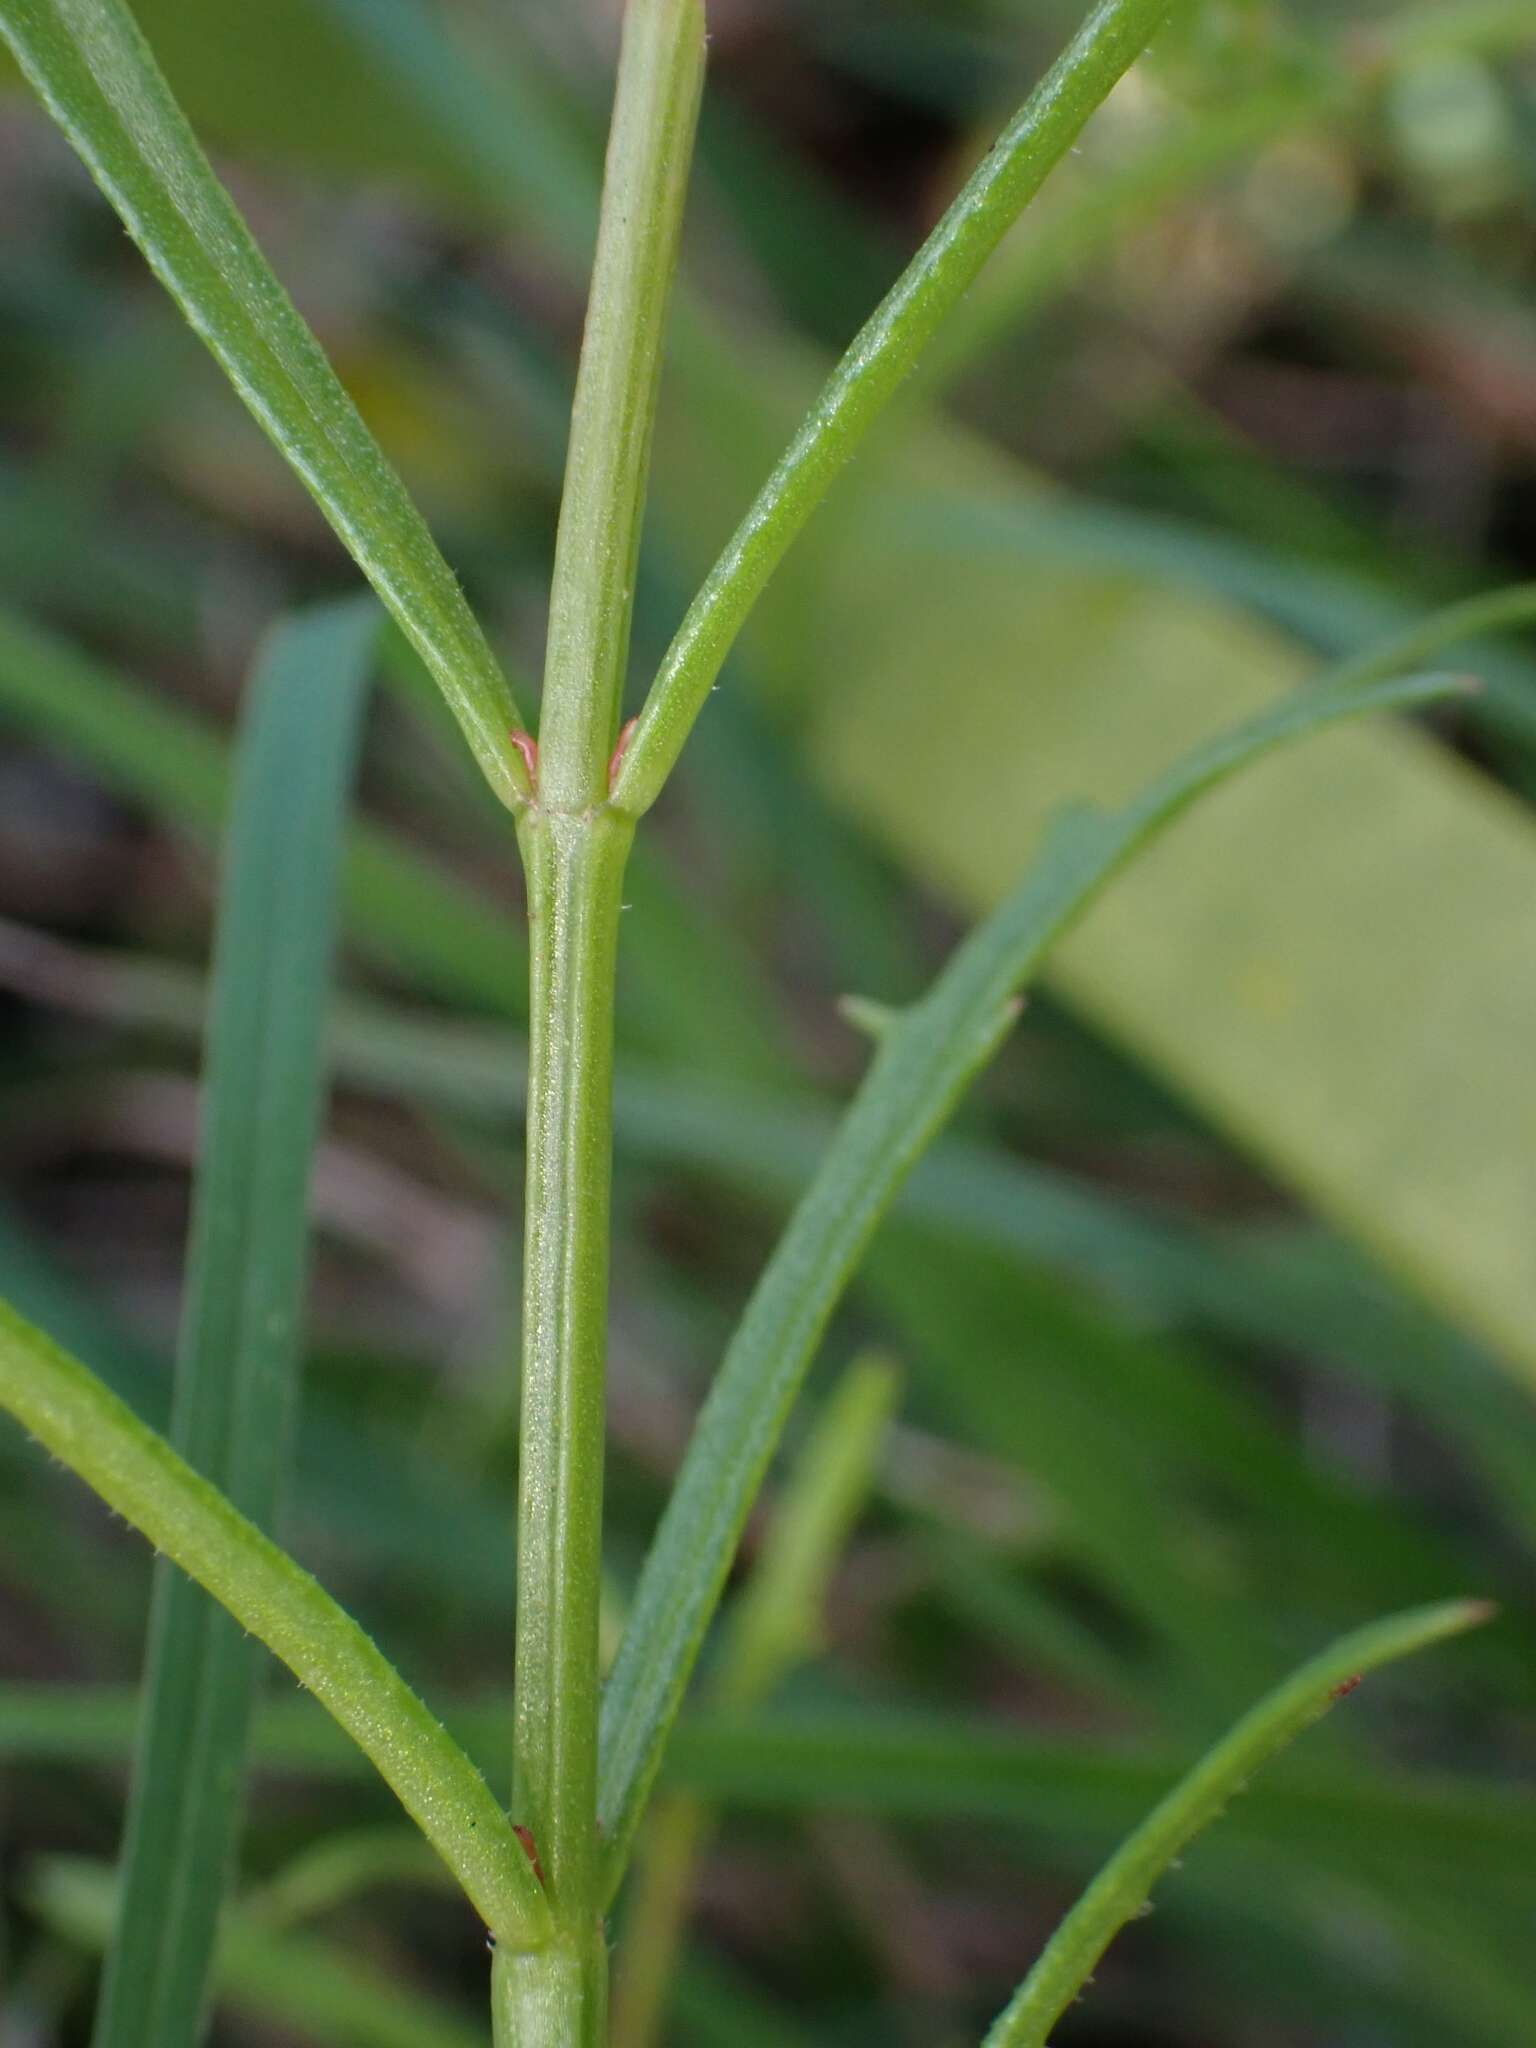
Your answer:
2;1;1535;2042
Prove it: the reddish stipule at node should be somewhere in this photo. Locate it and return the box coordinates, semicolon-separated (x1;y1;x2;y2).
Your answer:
608;716;637;791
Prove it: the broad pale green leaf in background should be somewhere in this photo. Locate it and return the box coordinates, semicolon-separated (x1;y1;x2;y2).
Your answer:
653;324;1536;1393
807;464;1536;1387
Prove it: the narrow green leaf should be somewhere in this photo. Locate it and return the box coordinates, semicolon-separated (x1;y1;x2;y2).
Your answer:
0;0;529;807
595;668;1462;1899
612;0;1191;818
0;1301;552;1952
919;2;1536;400
981;1601;1492;2048
92;603;370;2048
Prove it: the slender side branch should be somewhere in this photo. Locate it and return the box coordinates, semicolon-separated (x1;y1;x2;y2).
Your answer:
596;670;1464;1898
537;0;705;809
983;1600;1494;2047
611;0;1187;819
0;1299;552;1954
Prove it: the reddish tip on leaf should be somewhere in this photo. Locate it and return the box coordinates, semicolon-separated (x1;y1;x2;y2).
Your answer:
512;1824;546;1885
608;716;638;791
510;730;539;789
1330;1674;1363;1701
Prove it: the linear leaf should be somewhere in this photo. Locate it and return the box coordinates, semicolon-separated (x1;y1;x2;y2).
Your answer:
982;1602;1490;2047
594;668;1462;1897
92;603;370;2048
0;0;529;807
0;1301;551;1951
612;0;1192;817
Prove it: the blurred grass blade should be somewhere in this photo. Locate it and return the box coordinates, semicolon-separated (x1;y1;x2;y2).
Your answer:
0;1300;552;1951
595;667;1462;1899
92;603;370;2048
0;0;529;807
981;1601;1491;2048
10;1685;1536;1893
715;1355;900;1712
314;0;598;251
0;604;524;1012
612;1356;899;2048
243;1830;447;1935
1321;580;1536;696
38;1860;485;2048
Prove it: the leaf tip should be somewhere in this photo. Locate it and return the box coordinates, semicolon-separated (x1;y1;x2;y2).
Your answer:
1456;1596;1500;1627
838;992;902;1042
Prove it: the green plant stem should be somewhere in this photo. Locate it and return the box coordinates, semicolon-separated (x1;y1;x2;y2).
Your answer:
0;1298;551;1954
982;1600;1493;2047
536;0;704;808
611;0;1188;820
513;812;632;1921
508;5;701;2030
492;1938;609;2048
